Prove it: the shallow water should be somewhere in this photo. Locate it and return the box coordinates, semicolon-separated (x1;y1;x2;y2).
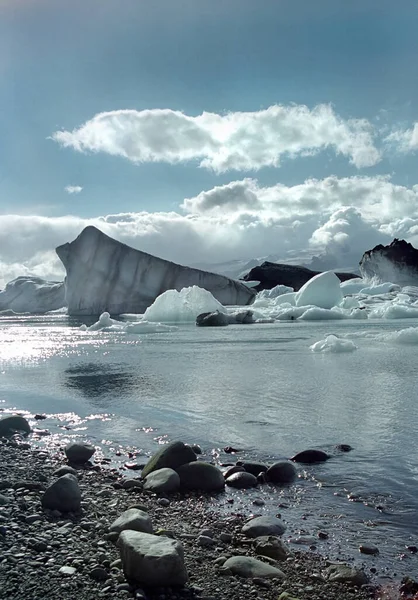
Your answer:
1;314;418;579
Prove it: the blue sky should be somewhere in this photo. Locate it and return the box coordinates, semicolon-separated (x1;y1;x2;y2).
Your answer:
1;0;418;283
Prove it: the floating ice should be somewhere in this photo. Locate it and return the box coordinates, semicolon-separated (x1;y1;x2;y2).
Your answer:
359;282;400;296
383;327;418;344
0;276;65;314
80;312;177;334
310;335;358;353
256;284;294;299
143;286;225;323
296;271;343;310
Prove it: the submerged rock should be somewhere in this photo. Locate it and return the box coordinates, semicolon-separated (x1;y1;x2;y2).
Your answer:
0;415;31;437
56;226;255;316
141;441;197;479
41;474;81;512
117;530;188;586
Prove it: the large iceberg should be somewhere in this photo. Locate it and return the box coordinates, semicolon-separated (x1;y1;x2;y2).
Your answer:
143;286;225;323
0;276;65;314
56;226;255;316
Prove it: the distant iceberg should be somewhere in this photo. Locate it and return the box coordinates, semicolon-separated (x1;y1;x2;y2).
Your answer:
0;276;65;314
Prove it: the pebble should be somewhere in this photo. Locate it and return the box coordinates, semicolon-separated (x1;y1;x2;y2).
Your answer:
89;566;109;581
158;498;170;507
198;535;216;547
59;566;77;576
359;544;379;555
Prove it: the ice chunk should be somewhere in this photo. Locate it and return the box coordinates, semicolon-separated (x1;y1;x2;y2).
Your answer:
81;312;177;333
310;335;358;353
384;327;418;344
359;282;400;296
256;284;294;299
0;276;65;314
299;307;346;321
339;278;367;295
295;272;343;310
144;286;225;323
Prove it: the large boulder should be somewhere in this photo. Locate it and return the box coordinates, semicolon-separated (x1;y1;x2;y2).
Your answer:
242;516;286;538
222;556;284;579
109;508;153;535
0;415;31;437
265;461;297;484
360;238;418;285
143;468;180;494
324;564;369;586
141;441;197;479
56;226;255;316
117;530;188;586
0;276;65;314
176;462;225;492
65;442;95;464
41;474;81;512
225;472;258;489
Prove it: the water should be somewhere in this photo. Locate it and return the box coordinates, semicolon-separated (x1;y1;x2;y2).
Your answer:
1;314;418;579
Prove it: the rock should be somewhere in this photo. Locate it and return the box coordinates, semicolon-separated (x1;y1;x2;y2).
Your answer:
0;415;31;437
228;309;254;324
176;462;225;492
242;516;286;538
0;494;9;506
122;479;143;490
265;461;297;484
196;310;229;327
0;276;65;314
65;442;95;464
336;444;353;452
225;472;258;489
324;564;369;586
191;444;202;454
360;238;418;285
59;566;77;576
223;446;241;453
34;414;47;420
223;465;245;479
240;462;268;476
241;261;357;292
53;466;78;478
143;468;180;494
359;544;379;555
198;535;216;547
117;530;188;586
89;566;109;581
109;509;153;535
141;441;197;479
222;556;285;579
290;449;330;464
41;474;81;512
253;536;290;561
56;226;255;316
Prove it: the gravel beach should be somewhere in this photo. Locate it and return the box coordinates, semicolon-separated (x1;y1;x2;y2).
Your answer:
0;431;384;600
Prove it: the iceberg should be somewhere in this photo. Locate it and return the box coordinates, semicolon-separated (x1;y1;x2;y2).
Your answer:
0;276;65;314
310;335;358;353
295;271;343;309
144;286;224;323
56;226;255;316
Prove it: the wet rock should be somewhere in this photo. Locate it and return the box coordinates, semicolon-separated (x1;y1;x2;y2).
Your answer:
191;444;202;454
176;462;225;492
226;471;258;489
34;414;47;420
253;536;290;560
290;449;330;464
223;465;245;479
141;441;196;478
324;564;369;586
122;479;144;491
242;516;286;538
41;474;81;512
240;462;268;476
65;442;95;464
265;461;297;484
223;446;241;454
110;508;153;535
0;415;31;437
89;566;109;581
336;444;353;452
143;468;180;494
117;530;188;586
359;544;379;555
222;556;285;579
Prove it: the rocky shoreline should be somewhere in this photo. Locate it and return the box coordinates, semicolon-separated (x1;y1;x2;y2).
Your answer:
0;424;391;600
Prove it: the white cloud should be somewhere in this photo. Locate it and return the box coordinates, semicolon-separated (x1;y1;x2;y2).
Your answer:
51;104;381;171
2;174;418;288
65;185;83;194
385;123;418;153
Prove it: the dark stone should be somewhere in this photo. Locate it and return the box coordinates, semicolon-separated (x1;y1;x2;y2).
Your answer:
34;414;47;420
241;462;268;476
41;474;81;512
265;461;297;484
224;446;241;454
0;415;31;437
241;261;358;292
336;444;353;452
226;472;258;489
196;310;229;327
141;441;197;478
223;465;245;479
360;238;418;284
65;443;95;464
176;461;225;491
53;466;78;478
290;449;330;464
125;462;142;470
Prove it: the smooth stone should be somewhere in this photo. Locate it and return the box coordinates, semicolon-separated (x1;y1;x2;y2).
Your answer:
0;415;31;437
198;535;216;547
242;516;286;538
222;465;245;479
222;556;284;579
89;566;109;581
53;466;78;478
324;564;369;586
143;468;180;494
41;474;81;512
176;462;225;492
265;461;297;484
336;444;353;452
59;566;77;576
0;494;9;506
226;472;258;489
359;544;379;555
253;536;290;560
141;441;196;479
122;479;144;490
241;462;268;476
65;442;95;464
190;444;202;454
290;449;330;464
117;530;188;586
109;508;153;535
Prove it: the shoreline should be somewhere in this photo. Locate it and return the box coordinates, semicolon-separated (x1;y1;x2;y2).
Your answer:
0;429;398;600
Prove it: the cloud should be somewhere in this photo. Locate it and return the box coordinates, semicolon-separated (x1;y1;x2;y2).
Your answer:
2;174;418;288
51;104;381;172
385;123;418;154
65;185;83;194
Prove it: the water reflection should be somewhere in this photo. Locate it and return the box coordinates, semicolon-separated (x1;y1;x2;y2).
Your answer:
64;363;155;399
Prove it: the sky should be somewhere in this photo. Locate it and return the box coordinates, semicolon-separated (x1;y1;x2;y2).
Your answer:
2;0;418;285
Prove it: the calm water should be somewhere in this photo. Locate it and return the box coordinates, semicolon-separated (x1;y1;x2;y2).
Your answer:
1;314;418;578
